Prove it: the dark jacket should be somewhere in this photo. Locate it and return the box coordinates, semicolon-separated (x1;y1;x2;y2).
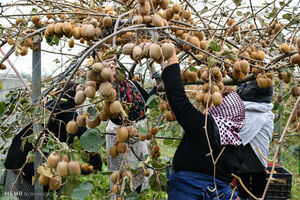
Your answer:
4;100;101;183
162;63;242;182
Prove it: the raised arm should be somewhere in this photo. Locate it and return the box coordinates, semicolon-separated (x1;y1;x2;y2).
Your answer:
161;50;206;133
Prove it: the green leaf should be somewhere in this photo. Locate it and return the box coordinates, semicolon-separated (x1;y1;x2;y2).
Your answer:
232;0;242;6
71;182;94;200
208;42;221;52
80;128;105;152
145;94;158;109
269;6;278;18
100;170;114;175
163;139;173;145
46;35;59;46
0;101;5;114
87;106;98;121
189;66;197;72
62;177;81;197
208;58;217;68
282;13;292;20
149;173;168;192
0;80;2;90
31;8;38;14
125;191;140;200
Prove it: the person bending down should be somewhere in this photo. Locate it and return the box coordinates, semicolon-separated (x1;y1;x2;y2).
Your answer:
161;47;246;200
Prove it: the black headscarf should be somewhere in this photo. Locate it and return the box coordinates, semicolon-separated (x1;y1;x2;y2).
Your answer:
237;80;273;103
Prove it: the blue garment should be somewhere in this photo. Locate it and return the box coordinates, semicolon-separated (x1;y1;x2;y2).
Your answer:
168;171;237;200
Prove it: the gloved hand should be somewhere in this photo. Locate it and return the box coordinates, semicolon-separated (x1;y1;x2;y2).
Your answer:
152;71;161;80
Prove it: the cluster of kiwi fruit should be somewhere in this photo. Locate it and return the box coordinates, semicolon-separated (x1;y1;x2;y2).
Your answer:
159;101;176;122
289;37;300;66
267;21;283;36
110;170;133;198
225;18;240;36
139;125;159;141
192;66;225;107
150;144;161;158
38;152;81;190
122;41;175;64
109;126;137;158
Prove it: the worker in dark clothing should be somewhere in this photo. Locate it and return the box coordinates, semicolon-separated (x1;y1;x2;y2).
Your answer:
1;81;102;200
161;47;245;199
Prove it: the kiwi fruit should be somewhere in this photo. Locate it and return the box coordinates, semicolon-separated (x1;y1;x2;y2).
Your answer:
106;89;117;102
159;103;167;112
103;16;113;28
138;0;146;3
20;46;28;56
47;152;61;168
132;46;144;60
188;71;197;82
152;14;164;27
143;15;152;24
86;117;100;128
256;50;265;60
257;77;268;88
296;37;300;49
290;54;300;65
92;63;104;73
81;24;95;40
62;22;72;36
49;176;61;191
282;72;292;84
122;43;136;55
16;17;23;25
194;31;205;41
31;16;40;24
127;126;137;138
61;154;69;162
109;145;119;158
66;120;78;135
54;23;63;36
139;2;151;15
200;70;209;82
100;67;111;80
67;160;80;175
99;110;109;121
160;0;169;9
23;38;33;48
7;38;15;45
182;10;191;20
195;92;204;102
116;126;129;142
139;134;146;141
172;4;181;13
165;110;176;121
190;36;200;47
162;42;175;59
110;171;120;184
211;67;221;76
117;142;127;153
112;184;121;194
75;85;84;92
110;100;122;114
280;43;290;54
212;92;222;106
57;161;68;177
233;61;241;72
149;44;162;61
75;90;86;105
72;27;81;39
76;115;86;127
38;175;50;186
0;64;7;70
84;86;96;98
151;126;159;135
68;38;75;48
200;40;207;50
144;169;150;177
165;9;174;21
291;85;299;96
99;82;113;97
173;14;180;20
227;18;235;26
240;60;250;73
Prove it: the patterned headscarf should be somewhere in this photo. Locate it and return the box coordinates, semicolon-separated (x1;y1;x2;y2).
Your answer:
208;91;245;146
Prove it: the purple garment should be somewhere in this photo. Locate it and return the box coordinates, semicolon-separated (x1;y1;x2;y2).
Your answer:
208;91;245;146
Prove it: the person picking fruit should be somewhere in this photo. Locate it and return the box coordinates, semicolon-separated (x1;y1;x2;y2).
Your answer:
161;42;246;200
236;80;274;199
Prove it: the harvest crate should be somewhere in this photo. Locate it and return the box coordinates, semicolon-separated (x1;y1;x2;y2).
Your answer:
266;166;292;200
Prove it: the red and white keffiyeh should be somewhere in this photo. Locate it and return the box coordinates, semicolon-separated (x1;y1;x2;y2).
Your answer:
208;91;245;146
